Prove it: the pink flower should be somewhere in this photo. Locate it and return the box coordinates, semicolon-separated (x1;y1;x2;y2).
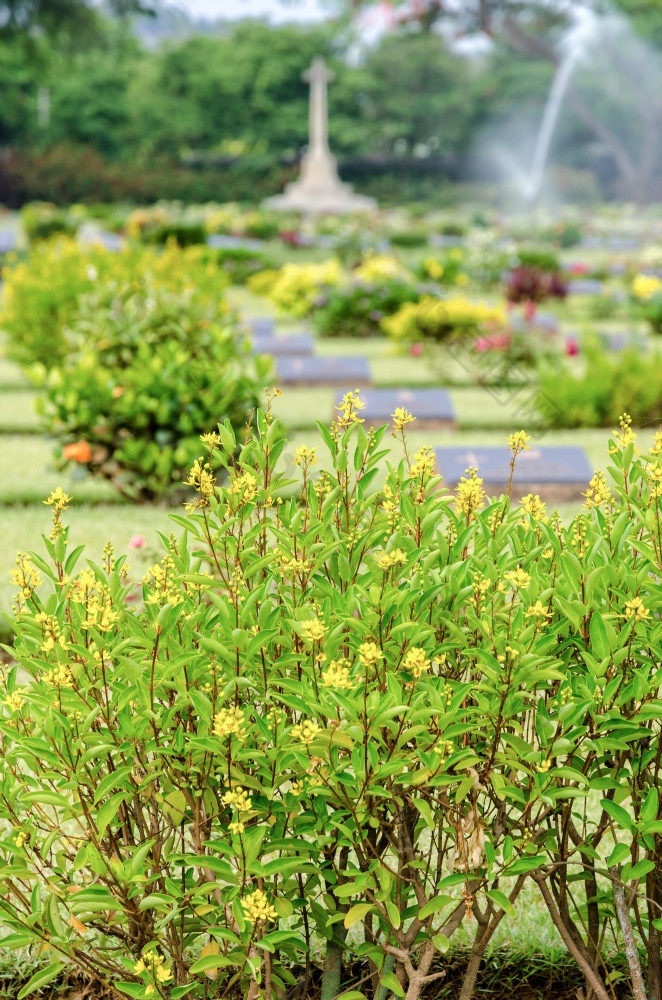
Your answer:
570;263;588;275
523;301;537;322
410;342;423;357
128;535;145;549
565;337;579;357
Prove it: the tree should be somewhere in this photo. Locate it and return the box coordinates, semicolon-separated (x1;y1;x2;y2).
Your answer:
0;0;153;40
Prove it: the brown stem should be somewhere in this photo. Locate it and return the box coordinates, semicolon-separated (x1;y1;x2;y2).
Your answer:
610;868;649;1000
533;871;610;1000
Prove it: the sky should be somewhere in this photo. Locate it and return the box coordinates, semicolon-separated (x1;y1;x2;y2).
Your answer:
177;0;330;22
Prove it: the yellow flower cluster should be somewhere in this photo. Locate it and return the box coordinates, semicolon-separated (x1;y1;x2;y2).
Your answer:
382;296;506;342
291;719;320;744
525;601;551;619
11;554;42;599
242;888;278;923
650;430;662;456
354;253;408;283
35;611;65;653
321;659;353;689
222;787;253;811
455;468;485;520
624;596;649;621
423;257;444;281
14;830;27;848
134;953;172;984
358;642;383;666
504;567;530;589
267;259;343;318
70;572;118;632
376;548;407;570
44;487;72;513
299;619;326;643
410;446;436;478
632;273;662;301
519;493;547;521
143;555;180;607
392;407;415;432
611;413;637;451
403;647;431;679
334;389;365;432
4;690;25;712
229;470;258;504
507;430;531;455
43;663;74;688
583;471;611;509
185;458;216;499
294;445;317;467
213;706;246;739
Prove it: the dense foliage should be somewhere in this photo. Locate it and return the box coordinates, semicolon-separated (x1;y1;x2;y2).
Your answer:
2;406;662;1000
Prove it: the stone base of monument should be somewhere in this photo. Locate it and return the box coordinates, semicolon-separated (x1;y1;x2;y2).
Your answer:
335;388;457;430
276;356;371;387
434;445;592;503
265;179;376;215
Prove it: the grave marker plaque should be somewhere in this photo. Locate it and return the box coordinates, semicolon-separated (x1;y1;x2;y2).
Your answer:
249;317;276;337
252;333;314;356
568;278;605;296
335;388;456;429
276;355;371;387
435;445;592;502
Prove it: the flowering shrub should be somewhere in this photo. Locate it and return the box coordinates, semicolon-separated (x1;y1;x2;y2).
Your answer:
631;273;662;333
504;266;568;305
538;340;662;427
21;201;80;243
313;278;420;338
416;252;465;287
383;295;507;345
39;280;269;500
2;403;662;1000
0;240;231;371
264;259;344;318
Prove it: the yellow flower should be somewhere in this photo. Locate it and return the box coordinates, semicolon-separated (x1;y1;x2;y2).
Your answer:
11;553;42;599
376;548;407;570
134;960;146;975
611;413;637;451
213;706;246;739
519;493;547;521
542;548;554;559
222;787;253;811
229;470;258;504
624;597;649;621
242;888;278;923
424;257;444;280
291;719;321;744
229;820;245;835
403;647;431;679
525;601;551;619
321;659;353;689
536;760;552;773
4;690;25;712
583;470;611;509
43;487;72;512
455;272;470;286
455;468;485;520
410;446;436;478
200;432;221;449
392;407;415;432
504;567;530;589
185;458;216;498
355;253;408;283
358;641;383;666
43;663;74;688
632;273;662;301
334;389;365;431
294;445;317;467
507;430;531;455
299;619;326;643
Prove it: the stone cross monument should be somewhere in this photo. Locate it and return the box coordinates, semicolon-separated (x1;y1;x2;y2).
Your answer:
265;56;376;214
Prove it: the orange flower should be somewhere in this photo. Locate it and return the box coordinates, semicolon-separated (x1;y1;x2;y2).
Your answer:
63;441;92;464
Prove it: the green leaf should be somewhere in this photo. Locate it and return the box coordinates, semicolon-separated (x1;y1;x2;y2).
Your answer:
170;986;196;999
419;895;453;920
486;889;515;917
379;972;405;998
189;954;235;974
343;903;374;929
607;843;630;867
115;985;151;999
18;965;64;1000
601;799;635;833
589;613;610;660
627;859;655;881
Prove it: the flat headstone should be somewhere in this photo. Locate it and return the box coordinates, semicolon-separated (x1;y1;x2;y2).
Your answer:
430;234;465;248
336;388;456;429
599;330;648;352
207;234;264;251
568;278;605;295
248;317;276;337
0;231;16;253
512;311;560;334
276;355;371;387
435;445;592;502
253;332;314;356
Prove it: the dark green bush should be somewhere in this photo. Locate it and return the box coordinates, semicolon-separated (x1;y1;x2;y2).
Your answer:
538;340;662;427
39;280;270;500
314;278;420;338
213;247;276;285
390;227;430;248
140;221;207;247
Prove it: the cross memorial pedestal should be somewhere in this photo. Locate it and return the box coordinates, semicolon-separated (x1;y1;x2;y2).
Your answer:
265;57;376;215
